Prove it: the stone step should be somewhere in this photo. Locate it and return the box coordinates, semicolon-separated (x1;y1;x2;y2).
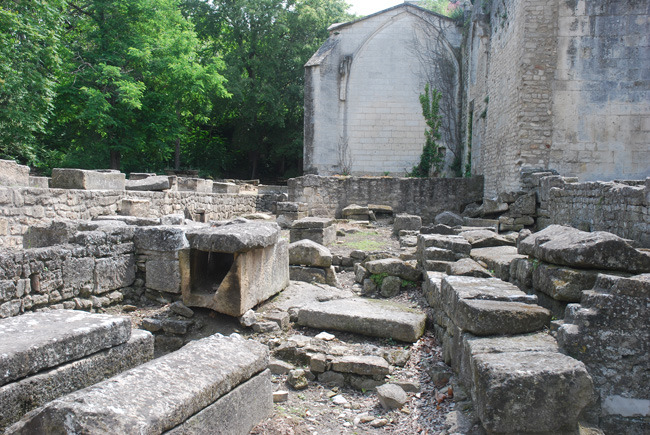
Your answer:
0;330;153;431
7;334;271;434
0;310;132;387
297;297;426;343
441;276;549;336
470;246;526;281
417;234;472;256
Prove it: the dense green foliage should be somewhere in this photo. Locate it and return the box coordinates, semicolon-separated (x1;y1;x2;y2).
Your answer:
0;0;351;178
409;84;444;178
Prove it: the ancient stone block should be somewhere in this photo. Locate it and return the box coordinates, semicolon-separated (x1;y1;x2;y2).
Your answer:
380;275;402;297
125;175;170;191
434;211;463;227
470;246;526;282
446;258;492;278
289;219;336;245
472;352;594;433
288;239;332;267
518;225;650;273
459;229;515;248
0;330;153;431
212;182;239;194
365;258;421;282
289;265;338;287
176;177;213;193
94;254;136;293
393;213;422;234
376;384;408;410
331;355;389;376
50;168;125;190
186;222;280;253
417;234;472;256
0;160;29;187
0;310;131;387
22;220;77;248
182;238;289;317
134;226;189;252
532;262;600;302
28;176;49;189
342;204;370;220
146;258;183;294
297;297;426;343
119;198;151;217
7;334;269;434
453;299;550;336
62;256;95;291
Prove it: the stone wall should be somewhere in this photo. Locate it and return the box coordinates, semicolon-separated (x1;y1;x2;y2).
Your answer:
287;175;483;223
463;0;650;198
304;4;462;176
536;176;650;248
0;187;258;249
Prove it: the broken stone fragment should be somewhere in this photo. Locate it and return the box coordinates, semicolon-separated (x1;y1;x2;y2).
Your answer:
287;369;309;390
376;383;408;410
273;390;289;403
393;213;422;234
365;258;421;282
268;359;294;375
446;258;492;278
239;309;258;327
330;355;389;377
288;239;333;267
125;175;170;191
170;301;194;318
342;204;370;220
380;275;402;297
435;211;463;227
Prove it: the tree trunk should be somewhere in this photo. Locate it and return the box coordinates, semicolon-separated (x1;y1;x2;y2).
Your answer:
174;137;181;171
249;151;259;179
110;150;121;170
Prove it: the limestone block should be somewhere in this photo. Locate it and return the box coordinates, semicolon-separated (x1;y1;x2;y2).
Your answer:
62;256;95;291
212;181;239;194
518;225;650;273
365;258;421;282
509;257;535;289
422;271;445;308
0;310;131;387
186;222;280;253
379;275;402;297
289;265;338;287
532;262;600;302
51;168;125;190
297;297;426;343
434;211;463;227
125;175;170;191
7;334;269;434
453;299;550;336
417;234;472;256
291;217;335;229
0;160;29;187
289;226;336;246
423;247;456;261
479;198;508;216
376;384;408;410
0;330;153;431
470;246;526;282
134;226;189;252
459;229;515;248
472;352;594;433
342;204;369;220
146;258;183;294
119;198;151;217
331;355;389;376
167;370;272;435
127;173;156;181
446;258;492;278
182;239;289;317
22;220;77;248
289;239;332;267
462;217;499;231
28;176;49;188
508;191;536;215
420;224;458;235
94;254;136;294
177;177;213;193
393;213;422;234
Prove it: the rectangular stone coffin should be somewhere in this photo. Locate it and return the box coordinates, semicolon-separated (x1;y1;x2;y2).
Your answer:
183;223;289;317
50;168;126;190
0;310;132;387
7;334;272;435
0;160;29;187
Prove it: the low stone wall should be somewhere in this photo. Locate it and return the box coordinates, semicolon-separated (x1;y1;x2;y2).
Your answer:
0;187;258;249
536;176;649;247
287;175;484;223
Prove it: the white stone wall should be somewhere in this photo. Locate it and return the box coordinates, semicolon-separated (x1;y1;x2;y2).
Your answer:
304;5;462;176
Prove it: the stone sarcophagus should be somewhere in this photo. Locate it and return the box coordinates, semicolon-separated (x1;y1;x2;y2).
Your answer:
183;222;289;317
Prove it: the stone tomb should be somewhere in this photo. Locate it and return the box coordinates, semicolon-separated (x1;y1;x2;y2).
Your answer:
0;310;153;430
290;217;336;246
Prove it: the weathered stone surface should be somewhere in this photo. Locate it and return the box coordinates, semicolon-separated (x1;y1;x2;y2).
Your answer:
134;226;189;252
376;384;408;410
287;369;309;390
420;224;459;235
0;160;30;187
28;176;49;188
176;177;212;193
393;213;422;234
434;211;463;227
145;258;182;293
446;258;492;278
365;258;421;282
167;370;272;435
291;217;335;229
423;247;457;261
342;204;369;220
331;355;389;376
51;168;126;190
470;246;525;282
170;301;194;318
0;310;131;387
183;239;289;317
289;265;338;287
454;299;550;336
119;198;151;217
212;182;239;194
259;281;354;315
380;275;402;297
289;239;332;267
186;222;280;253
459;229;515;248
125;175;170;191
297;297;426;342
422;271;445;309
94;254;136;293
532;262;600;302
479;198;508;216
0;330;153;431
8;334;268;434
418;234;472;256
472;351;594;433
519;225;650;273
22;220;77;248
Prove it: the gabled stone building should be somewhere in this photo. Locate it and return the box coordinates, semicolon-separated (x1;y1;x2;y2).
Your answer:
303;3;462;176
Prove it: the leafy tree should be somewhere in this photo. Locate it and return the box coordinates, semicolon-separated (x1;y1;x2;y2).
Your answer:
183;0;352;179
420;0;459;16
0;0;66;167
409;84;444;177
47;0;227;171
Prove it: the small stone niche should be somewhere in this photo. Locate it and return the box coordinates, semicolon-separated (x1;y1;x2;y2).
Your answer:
189;250;234;296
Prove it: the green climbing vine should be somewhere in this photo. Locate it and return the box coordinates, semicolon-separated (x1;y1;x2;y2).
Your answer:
408;84;444;177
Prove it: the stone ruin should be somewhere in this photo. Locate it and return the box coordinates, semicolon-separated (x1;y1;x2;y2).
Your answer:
0;158;648;434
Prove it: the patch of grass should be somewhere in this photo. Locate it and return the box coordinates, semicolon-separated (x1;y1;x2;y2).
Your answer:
370;272;389;287
339;230;388;251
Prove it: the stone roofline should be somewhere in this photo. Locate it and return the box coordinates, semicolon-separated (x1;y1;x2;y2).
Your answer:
327;3;453;33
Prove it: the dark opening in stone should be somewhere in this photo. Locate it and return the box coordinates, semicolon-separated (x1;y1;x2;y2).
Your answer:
189;250;234;295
